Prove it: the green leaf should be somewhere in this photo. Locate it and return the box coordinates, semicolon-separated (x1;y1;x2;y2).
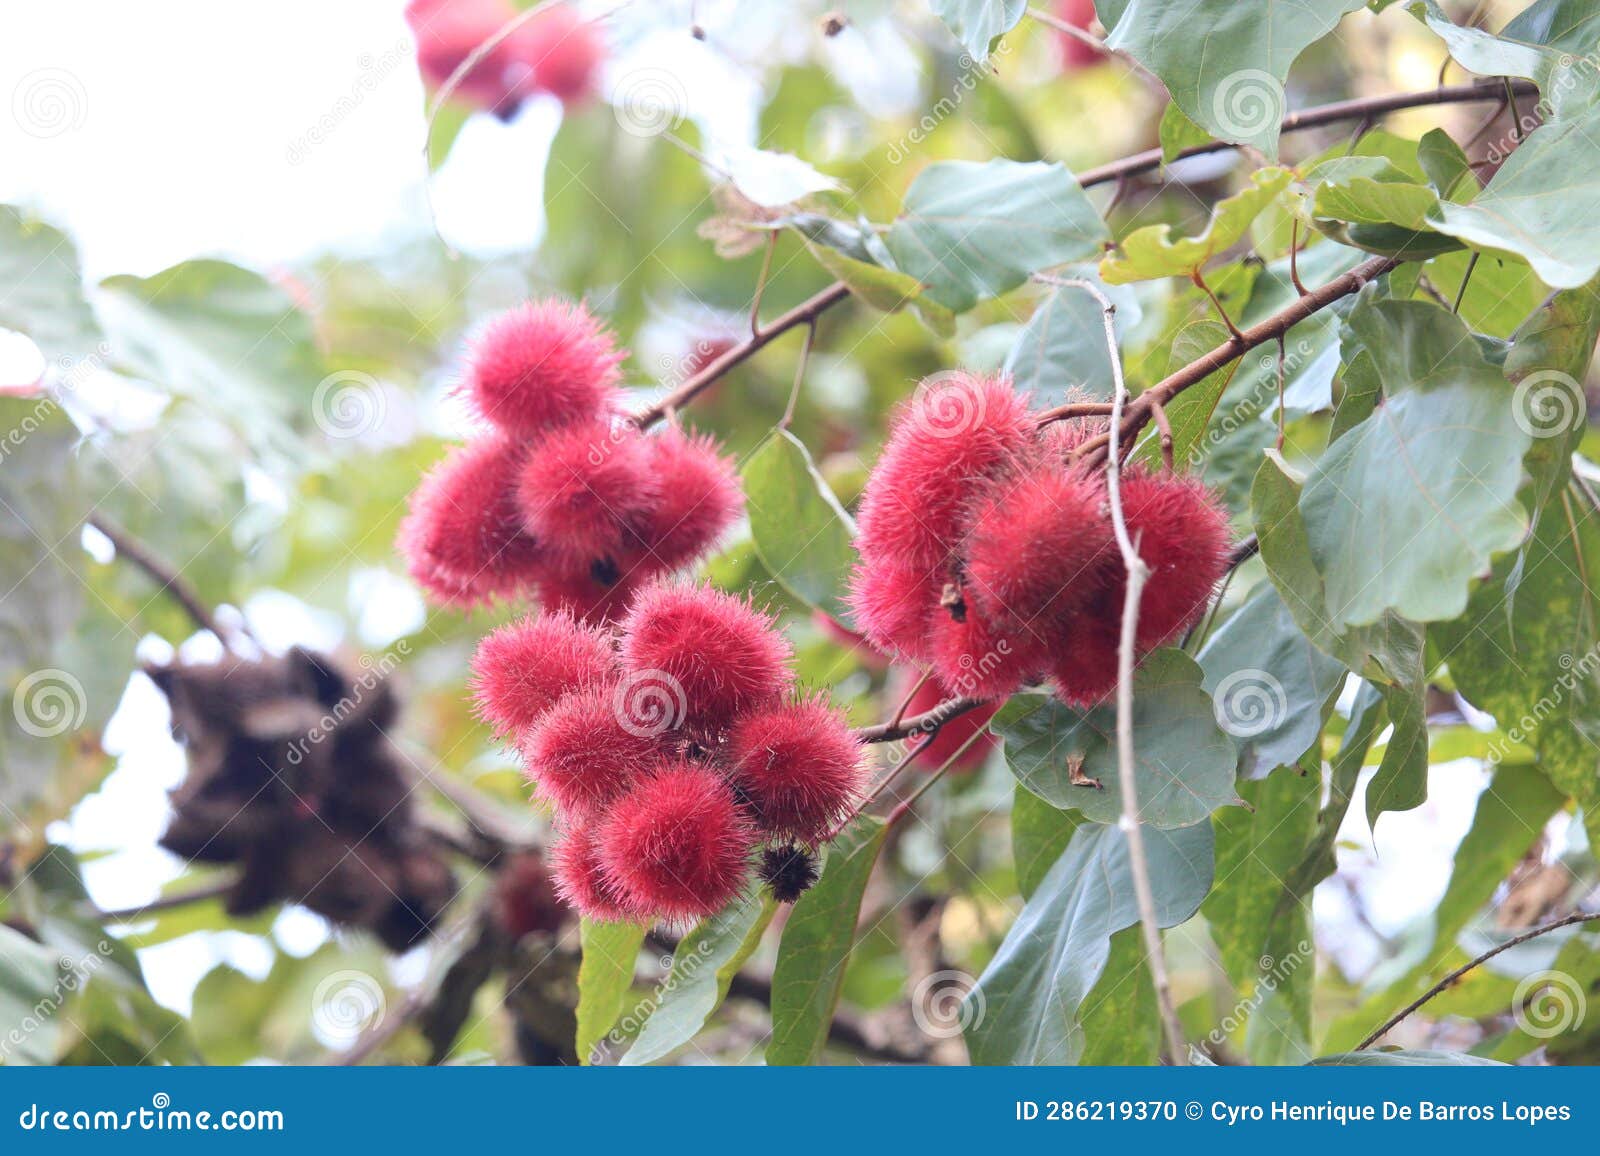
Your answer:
1202;758;1320;1063
1077;926;1161;1064
929;0;1027;61
621;893;775;1065
1102;1;1368;157
1505;277;1600;513
965;820;1214;1064
1101;168;1292;283
1198;582;1346;779
575;919;646;1065
0;205;103;362
1410;0;1600;122
0;924;70;1064
742;429;857;617
1310;1049;1508;1066
768;817;888;1065
1011;784;1083;899
994;649;1241;828
1003;277;1135;405
1158;101;1213;164
1137;320;1239;471
1299;298;1530;627
1429;102;1600;289
1417;128;1475;202
883;159;1109;313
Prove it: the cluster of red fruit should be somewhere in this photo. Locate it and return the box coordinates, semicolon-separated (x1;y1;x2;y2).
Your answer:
848;372;1231;708
398;298;742;621
406;0;604;118
471;582;869;924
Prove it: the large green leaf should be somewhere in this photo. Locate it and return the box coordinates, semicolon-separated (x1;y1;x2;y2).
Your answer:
1011;784;1083;899
883;160;1109;313
994;649;1241;828
0;205;103;363
1201;757;1319;1063
742;429;856;618
0;923;70;1064
929;0;1027;60
1411;0;1600;122
965;820;1214;1064
1003;278;1135;405
1299;298;1530;627
575;919;646;1065
621;893;775;1065
1504;278;1600;515
1101;168;1292;283
1198;582;1346;779
1101;1;1368;158
768;817;889;1065
1311;1049;1508;1065
1077;926;1161;1064
1429;101;1600;289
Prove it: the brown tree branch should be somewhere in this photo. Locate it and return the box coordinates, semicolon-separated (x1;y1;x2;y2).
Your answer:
1356;910;1600;1050
98;878;236;922
88;513;240;648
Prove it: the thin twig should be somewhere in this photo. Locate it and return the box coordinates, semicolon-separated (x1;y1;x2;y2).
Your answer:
1452;250;1481;314
1148;398;1174;471
88;513;243;649
750;232;777;337
778;319;815;431
98;878;236;922
888;669;935;731
854;695;986;744
1355;910;1600;1050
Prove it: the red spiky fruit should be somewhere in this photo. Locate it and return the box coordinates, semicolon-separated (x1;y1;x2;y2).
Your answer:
517;420;658;569
406;0;522;117
397;436;543;607
963;462;1116;631
927;599;1047;701
470;612;616;737
551;825;638;923
520;685;663;820
1049;592;1122;707
493;853;566;939
617;583;791;731
726;698;867;842
597;762;756;923
1122;472;1232;648
890;670;1000;773
508;6;605;106
854;372;1035;570
845;561;939;662
534;562;644;625
462;299;623;435
630;428;743;573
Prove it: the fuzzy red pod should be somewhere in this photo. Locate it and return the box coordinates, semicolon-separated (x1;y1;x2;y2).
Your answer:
596;761;756;923
397;436;543;607
517;419;658;569
890;670;1000;773
725;698;867;842
469;612;616;738
506;5;605;106
844;561;939;663
1121;472;1232;648
854;372;1035;571
617;583;792;731
927;597;1048;701
1048;601;1122;708
492;853;567;939
533;562;645;625
462;299;624;435
519;685;663;820
551;825;639;923
405;0;522;117
963;462;1116;632
630;428;743;573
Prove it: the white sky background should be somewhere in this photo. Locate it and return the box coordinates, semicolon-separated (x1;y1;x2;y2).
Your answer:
0;0;1557;1036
